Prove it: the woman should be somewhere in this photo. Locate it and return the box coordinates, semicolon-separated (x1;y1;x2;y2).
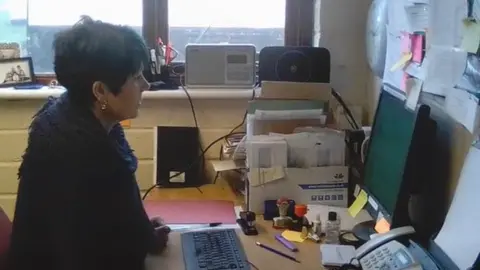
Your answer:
8;17;169;270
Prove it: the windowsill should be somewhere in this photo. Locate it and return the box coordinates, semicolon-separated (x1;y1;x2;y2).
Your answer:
0;87;258;100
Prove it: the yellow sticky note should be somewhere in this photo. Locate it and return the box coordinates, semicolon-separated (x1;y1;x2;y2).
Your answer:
390;52;413;72
281;230;306;243
375;218;391;234
461;20;480;53
348;190;368;217
120;120;131;128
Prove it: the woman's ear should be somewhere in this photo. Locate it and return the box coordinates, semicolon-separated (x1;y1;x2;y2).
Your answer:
92;81;109;102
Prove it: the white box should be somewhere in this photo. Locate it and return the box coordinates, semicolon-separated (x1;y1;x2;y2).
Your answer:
247;166;348;214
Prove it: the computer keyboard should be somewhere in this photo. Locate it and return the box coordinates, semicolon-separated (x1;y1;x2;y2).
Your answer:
181;229;251;270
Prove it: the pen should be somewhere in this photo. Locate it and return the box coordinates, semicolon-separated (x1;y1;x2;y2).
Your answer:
275;234;298;252
255;241;300;263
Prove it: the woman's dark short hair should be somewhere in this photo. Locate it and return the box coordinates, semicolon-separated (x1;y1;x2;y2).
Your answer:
53;16;149;105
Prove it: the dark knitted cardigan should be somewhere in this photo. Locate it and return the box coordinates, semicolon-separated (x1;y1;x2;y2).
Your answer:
7;93;158;270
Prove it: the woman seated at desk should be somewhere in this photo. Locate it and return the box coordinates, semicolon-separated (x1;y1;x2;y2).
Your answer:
8;16;170;270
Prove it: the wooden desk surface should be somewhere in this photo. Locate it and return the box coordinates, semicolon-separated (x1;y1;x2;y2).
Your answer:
146;219;323;270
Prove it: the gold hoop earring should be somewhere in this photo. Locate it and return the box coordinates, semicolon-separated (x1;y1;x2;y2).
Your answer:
100;101;108;111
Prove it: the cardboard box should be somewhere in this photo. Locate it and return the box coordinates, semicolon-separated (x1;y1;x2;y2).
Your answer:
247;166;349;214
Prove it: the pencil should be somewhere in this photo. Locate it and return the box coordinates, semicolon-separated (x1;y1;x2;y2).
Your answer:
255;241;300;263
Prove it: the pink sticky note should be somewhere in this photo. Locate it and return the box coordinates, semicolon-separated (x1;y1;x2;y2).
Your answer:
411;35;424;63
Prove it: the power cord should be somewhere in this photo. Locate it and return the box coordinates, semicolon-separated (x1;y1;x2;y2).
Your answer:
213;89;256;184
331;88;360;130
180;82;205;194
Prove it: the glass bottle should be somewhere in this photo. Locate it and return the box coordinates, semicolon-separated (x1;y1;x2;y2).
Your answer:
325;211;341;244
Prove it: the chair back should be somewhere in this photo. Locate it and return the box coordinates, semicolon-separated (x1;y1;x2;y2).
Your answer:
0;208;12;270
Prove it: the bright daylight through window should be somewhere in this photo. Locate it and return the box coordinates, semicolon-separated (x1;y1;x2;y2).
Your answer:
169;0;285;62
0;0;285;73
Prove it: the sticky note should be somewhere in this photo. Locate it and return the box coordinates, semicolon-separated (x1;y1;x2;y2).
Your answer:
375;218;391;234
120;120;131;128
348;190;368;217
390;52;413;72
281;230;305;243
461;20;480;53
411;35;424;63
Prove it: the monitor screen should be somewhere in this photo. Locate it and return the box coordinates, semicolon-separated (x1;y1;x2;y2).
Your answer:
363;90;417;215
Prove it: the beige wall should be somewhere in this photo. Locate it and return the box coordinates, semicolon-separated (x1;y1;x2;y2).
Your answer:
0;97;251;218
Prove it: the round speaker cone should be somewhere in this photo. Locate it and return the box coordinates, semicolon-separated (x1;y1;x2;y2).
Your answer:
275;50;312;82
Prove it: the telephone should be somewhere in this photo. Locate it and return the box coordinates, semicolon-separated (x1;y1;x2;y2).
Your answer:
356;226;422;270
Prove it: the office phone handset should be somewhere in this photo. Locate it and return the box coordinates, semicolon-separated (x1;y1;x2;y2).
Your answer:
356;226;421;270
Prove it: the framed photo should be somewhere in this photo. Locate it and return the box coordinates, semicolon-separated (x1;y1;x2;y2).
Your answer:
0;57;35;88
0;43;21;60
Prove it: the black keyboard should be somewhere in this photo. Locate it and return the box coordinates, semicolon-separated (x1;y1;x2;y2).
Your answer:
181;229;251;270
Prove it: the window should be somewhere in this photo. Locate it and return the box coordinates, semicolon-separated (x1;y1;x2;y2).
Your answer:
0;0;142;73
169;0;285;62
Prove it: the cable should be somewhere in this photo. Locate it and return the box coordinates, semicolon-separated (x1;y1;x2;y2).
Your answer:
213;88;256;184
179;79;205;194
331;88;360;130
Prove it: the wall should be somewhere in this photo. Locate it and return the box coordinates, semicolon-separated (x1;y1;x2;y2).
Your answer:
0;96;250;218
314;0;375;122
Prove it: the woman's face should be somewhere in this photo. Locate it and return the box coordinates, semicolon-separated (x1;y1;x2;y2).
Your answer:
105;71;150;121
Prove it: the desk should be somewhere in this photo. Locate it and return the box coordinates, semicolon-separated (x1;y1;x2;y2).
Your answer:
146;207;372;270
146;219;321;270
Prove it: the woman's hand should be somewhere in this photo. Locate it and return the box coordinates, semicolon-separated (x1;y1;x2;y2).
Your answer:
150;216;171;254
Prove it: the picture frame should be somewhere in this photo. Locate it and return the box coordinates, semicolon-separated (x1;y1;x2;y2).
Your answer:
0;57;35;88
0;43;21;60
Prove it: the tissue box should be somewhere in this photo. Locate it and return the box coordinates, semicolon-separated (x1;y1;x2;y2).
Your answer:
247;166;348;214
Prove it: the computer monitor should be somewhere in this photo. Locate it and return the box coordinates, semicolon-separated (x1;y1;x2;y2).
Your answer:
352;86;433;241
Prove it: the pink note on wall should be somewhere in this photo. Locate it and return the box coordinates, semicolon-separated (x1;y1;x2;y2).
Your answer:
411;34;424;63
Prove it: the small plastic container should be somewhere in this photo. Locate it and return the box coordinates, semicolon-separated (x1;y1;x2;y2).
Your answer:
325;211;341;244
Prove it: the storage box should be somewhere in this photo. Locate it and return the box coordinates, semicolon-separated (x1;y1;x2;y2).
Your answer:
247;166;348;214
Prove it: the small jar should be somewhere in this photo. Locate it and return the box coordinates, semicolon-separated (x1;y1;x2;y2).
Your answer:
325;211;341;244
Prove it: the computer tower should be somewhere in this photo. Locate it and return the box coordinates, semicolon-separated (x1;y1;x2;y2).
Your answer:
155;126;204;188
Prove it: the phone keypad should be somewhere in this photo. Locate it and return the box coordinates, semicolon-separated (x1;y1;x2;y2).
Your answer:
360;246;394;269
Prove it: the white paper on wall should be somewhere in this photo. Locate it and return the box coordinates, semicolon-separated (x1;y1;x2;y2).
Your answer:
383;28;405;91
428;0;466;47
422;46;468;96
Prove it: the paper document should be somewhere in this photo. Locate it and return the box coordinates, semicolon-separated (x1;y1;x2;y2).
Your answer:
445;88;480;134
390;52;413;72
435;146;480;270
248;167;285;187
423;46;468;96
429;0;466;47
321;244;356;267
405;77;423;110
405;4;429;32
254;109;324;121
461;20;480;53
383;29;406;91
388;0;411;32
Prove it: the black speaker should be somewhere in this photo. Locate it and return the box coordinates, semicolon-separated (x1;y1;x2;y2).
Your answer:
258;46;330;84
155;126;204;188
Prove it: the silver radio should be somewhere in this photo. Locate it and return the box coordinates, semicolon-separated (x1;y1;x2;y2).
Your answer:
185;44;256;89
